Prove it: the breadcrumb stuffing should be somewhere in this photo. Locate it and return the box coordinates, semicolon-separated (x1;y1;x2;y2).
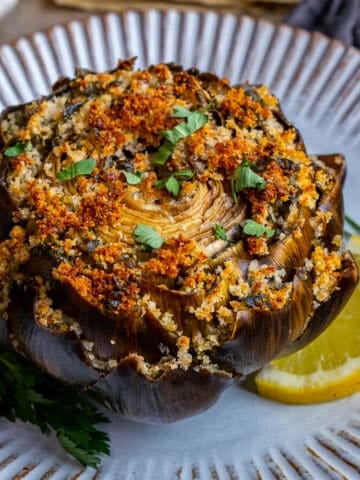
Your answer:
0;59;348;378
311;246;342;303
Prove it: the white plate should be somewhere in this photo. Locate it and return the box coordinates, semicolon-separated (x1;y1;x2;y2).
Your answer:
0;9;359;480
0;0;18;20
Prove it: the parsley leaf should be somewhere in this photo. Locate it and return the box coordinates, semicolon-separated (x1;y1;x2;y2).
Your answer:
134;224;164;250
165;176;180;196
160;123;193;144
172;168;195;179
243;219;275;238
57;429;109;469
170;105;194;118
4;141;33;157
231;156;265;202
120;170;144;185
0;349;110;468
154;176;180;196
153;142;175;165
215;224;228;241
186;111;208;132
56;158;96;181
154;106;208;165
154;169;194;196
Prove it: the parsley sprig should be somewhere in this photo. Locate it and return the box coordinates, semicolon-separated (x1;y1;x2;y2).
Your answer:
0;349;110;468
56;158;96;181
154;168;194;196
243;219;275;238
153;106;208;165
231;155;265;202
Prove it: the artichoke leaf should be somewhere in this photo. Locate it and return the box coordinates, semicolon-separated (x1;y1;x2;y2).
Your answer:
315;154;346;244
267;207;313;273
7;285;100;387
50;279;175;364
215;273;313;375
283;250;359;355
90;355;234;424
24;245;178;363
139;279;205;336
0;182;17;241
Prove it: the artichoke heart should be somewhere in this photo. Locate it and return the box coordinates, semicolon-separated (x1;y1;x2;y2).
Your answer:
0;58;358;423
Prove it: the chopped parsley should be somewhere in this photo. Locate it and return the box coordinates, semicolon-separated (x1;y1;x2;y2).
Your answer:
4;141;33;157
120;170;144;185
243;219;275;238
155;175;180;196
204;100;219;110
231;155;265;202
154;168;194;196
56;158;96;181
214;224;228;241
153;142;175;166
153;106;208;165
134;224;164;250
0;349;110;468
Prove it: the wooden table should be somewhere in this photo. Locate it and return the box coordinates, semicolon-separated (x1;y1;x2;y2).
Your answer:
0;0;292;45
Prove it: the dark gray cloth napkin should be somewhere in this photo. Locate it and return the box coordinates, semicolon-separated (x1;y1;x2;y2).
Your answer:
286;0;360;48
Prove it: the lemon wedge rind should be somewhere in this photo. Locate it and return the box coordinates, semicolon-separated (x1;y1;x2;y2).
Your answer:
256;358;360;404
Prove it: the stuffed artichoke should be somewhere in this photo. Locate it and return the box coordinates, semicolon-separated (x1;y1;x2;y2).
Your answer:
0;58;358;423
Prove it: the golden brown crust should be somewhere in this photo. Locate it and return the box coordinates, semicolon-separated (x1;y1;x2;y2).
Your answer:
0;59;358;422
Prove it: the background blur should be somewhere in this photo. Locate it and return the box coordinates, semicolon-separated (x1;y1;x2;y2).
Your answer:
0;0;296;45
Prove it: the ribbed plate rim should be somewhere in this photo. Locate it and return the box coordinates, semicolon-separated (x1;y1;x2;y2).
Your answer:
0;8;359;480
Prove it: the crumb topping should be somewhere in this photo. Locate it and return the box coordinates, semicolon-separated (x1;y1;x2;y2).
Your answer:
0;59;346;376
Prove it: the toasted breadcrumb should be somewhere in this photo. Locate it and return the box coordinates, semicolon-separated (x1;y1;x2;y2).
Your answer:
0;59;347;377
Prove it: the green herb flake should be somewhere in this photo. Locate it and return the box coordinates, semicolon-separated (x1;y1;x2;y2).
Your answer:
154;175;180;196
153;142;175;165
172;168;195;179
164;175;180;196
204;100;218;110
120;170;144;185
186;110;208;132
0;349;110;468
160;122;192;144
215;224;228;241
243;219;275;238
154;169;194;197
56;157;96;181
154;106;208;165
134;224;164;250
231;155;265;202
170;105;193;118
4;141;33;157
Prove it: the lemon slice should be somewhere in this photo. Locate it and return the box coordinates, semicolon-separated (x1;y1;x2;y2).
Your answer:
255;236;360;404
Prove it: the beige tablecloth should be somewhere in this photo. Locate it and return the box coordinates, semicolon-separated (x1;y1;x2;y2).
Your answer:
0;0;293;45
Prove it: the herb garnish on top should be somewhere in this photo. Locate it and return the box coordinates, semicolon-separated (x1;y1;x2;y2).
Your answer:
4;141;33;157
231;155;266;202
56;158;96;181
153;106;208;165
243;219;275;238
154;168;194;196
